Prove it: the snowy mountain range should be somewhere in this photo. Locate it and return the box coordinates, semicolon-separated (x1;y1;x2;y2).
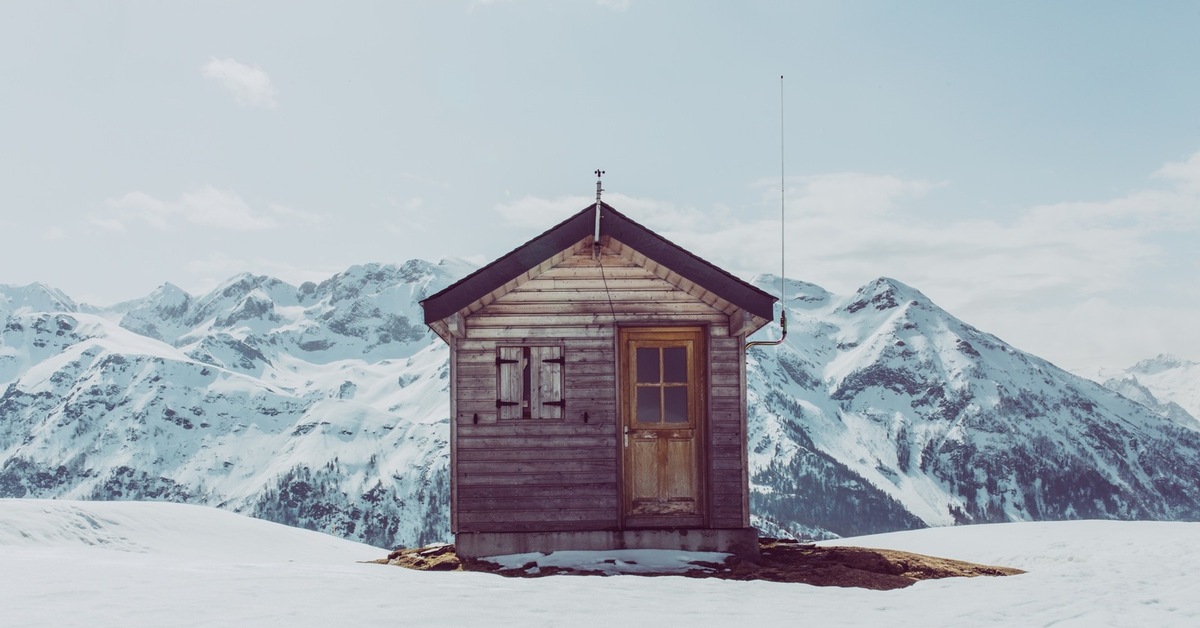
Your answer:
746;277;1200;538
3;262;1199;548
1076;355;1200;428
0;261;466;547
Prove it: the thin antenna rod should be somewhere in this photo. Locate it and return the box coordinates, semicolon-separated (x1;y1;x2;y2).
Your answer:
780;74;785;305
747;75;789;350
593;169;604;246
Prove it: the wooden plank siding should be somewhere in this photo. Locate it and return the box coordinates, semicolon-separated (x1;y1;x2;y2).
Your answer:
448;334;458;532
707;331;747;529
451;244;752;534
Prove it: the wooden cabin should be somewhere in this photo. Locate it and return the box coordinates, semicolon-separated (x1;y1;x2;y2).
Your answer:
420;199;776;559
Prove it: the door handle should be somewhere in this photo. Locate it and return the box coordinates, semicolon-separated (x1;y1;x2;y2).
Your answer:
623;425;629;448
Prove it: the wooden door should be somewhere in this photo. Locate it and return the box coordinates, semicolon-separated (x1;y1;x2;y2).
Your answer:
620;327;705;528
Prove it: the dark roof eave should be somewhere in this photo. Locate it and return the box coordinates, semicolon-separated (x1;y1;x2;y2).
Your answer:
420;209;595;323
421;202;776;324
603;207;776;321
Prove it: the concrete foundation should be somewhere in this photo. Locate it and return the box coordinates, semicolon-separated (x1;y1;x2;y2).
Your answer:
455;528;760;560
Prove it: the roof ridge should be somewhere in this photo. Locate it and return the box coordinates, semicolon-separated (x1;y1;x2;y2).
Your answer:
421;201;776;324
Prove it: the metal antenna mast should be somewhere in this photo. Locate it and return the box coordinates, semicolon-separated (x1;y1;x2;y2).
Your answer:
779;74;785;308
746;75;789;350
593;169;605;248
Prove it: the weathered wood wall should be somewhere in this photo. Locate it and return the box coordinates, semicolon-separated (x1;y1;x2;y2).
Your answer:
709;331;748;529
451;241;750;534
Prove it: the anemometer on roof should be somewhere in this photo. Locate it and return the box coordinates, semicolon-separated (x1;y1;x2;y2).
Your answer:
587;76;788;348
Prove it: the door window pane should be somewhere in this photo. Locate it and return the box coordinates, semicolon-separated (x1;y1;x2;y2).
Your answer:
663;387;688;423
636;347;660;383
636;387;661;423
663;347;687;382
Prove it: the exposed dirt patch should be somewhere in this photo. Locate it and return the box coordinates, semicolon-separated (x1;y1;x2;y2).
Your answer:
371;538;1024;590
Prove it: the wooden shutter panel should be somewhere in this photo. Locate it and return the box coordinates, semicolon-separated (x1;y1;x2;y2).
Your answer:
533;346;564;419
497;347;523;420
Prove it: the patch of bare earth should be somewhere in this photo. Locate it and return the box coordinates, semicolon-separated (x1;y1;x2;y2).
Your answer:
371;538;1024;590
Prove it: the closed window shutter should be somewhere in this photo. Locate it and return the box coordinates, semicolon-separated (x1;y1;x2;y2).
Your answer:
533;346;564;419
497;346;523;420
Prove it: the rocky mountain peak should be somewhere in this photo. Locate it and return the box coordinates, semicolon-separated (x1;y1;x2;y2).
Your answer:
144;283;191;316
215;273;292;303
1092;353;1200;425
843;277;929;315
153;281;190;300
1131;353;1196;375
753;274;833;307
0;282;79;317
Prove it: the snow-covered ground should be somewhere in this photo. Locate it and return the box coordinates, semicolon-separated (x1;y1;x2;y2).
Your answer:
2;500;1196;627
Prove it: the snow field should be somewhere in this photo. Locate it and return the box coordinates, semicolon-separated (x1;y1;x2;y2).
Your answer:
2;500;1197;627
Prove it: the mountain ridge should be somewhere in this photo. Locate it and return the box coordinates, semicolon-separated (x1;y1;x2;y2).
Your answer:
1078;353;1200;426
3;262;1198;547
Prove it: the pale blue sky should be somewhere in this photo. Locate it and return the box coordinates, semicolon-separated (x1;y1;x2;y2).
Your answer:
2;1;1198;370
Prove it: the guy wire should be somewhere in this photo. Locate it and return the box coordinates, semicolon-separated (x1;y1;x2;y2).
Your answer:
597;244;620;325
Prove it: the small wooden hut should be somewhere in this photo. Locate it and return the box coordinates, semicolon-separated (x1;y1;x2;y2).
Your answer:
421;194;776;559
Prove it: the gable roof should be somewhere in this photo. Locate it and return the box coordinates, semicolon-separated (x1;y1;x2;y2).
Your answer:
421;201;777;324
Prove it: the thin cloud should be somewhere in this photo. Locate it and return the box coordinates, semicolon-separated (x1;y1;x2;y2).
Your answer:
89;217;127;233
101;190;173;230
98;186;320;232
495;192;696;229
397;172;452;189
266;203;325;227
385;197;433;235
1154;151;1200;194
496;195;589;228
976;297;1200;373
489;154;1200;368
469;0;629;14
201;57;278;109
467;0;510;13
755;173;944;219
184;251;248;281
668;171;1168;306
499;155;1196;318
597;0;632;11
179;187;276;231
184;252;340;296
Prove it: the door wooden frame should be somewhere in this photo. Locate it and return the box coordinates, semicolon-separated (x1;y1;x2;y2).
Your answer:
617;325;708;529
